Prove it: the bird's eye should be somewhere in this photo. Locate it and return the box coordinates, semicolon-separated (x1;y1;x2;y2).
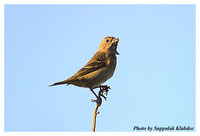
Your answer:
106;39;109;42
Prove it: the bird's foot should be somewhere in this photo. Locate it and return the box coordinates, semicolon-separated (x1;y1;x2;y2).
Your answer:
91;96;102;106
99;85;111;97
100;92;107;101
91;85;111;104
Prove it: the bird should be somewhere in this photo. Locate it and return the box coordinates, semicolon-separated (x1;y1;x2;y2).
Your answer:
49;36;119;98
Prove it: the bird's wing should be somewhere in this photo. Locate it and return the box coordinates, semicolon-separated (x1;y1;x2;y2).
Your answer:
73;52;107;77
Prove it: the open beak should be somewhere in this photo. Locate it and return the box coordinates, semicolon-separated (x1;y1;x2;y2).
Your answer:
112;37;120;55
113;37;119;43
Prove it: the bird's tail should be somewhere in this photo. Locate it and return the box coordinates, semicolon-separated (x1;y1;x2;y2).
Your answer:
49;79;69;87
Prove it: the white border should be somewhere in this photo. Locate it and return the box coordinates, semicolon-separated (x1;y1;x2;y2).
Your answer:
1;0;199;136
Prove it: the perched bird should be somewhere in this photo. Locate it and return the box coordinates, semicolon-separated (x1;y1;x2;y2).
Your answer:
49;36;119;98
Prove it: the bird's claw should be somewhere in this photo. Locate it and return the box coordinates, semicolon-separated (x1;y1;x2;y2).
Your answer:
91;97;102;106
100;85;110;96
91;85;111;104
100;94;107;101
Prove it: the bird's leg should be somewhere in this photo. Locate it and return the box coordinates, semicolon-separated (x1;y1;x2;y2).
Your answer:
90;88;98;98
90;88;102;105
90;85;110;103
99;90;107;100
92;85;111;100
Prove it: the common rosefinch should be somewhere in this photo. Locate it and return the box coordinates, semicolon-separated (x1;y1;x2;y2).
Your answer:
49;36;119;98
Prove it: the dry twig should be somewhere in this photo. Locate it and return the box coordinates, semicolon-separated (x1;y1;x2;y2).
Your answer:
91;85;110;132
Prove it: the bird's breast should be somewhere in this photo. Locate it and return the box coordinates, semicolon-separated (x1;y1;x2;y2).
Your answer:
105;55;117;78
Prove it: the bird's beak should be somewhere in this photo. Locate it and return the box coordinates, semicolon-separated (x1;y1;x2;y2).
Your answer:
112;37;120;55
113;37;119;43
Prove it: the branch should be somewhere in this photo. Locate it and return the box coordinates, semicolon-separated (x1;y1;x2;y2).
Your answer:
92;102;100;132
91;85;110;132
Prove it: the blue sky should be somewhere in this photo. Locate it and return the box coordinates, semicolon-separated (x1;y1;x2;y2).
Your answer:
5;5;195;132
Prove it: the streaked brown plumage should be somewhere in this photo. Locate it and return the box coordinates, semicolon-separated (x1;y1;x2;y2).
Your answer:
49;36;119;97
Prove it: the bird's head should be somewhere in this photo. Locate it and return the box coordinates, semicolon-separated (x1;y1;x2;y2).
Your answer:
98;36;119;55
